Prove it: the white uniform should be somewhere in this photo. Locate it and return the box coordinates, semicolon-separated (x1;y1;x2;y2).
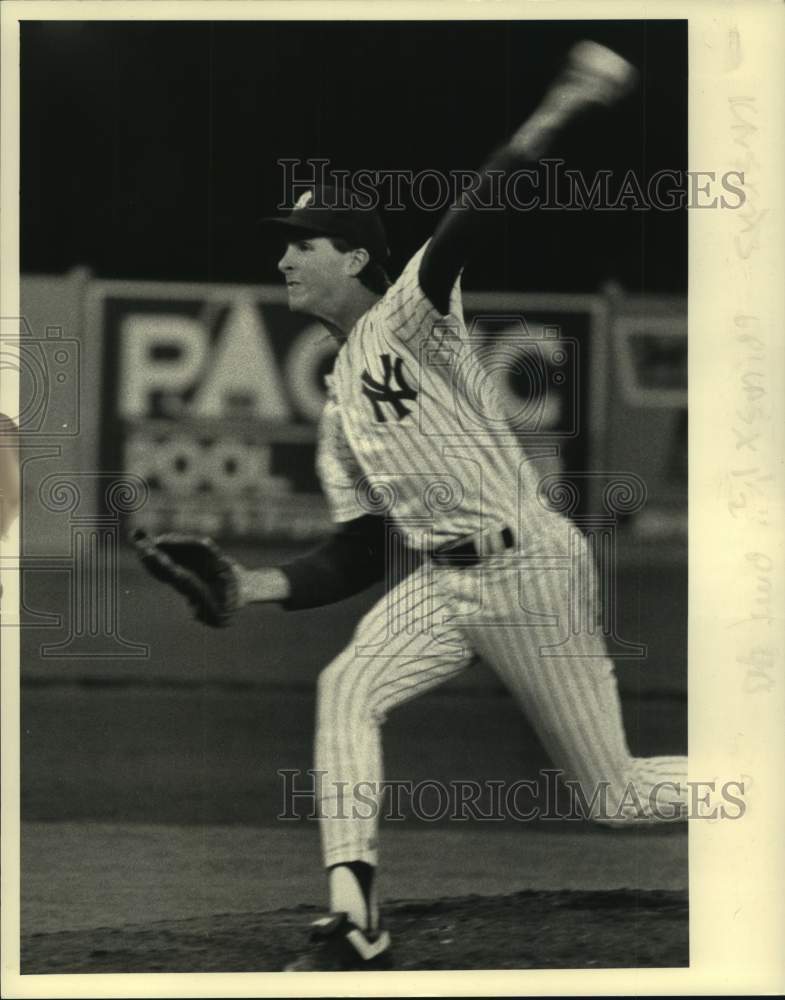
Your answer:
315;242;686;867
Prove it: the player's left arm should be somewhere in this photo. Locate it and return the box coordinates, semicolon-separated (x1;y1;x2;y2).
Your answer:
232;514;389;610
419;41;637;314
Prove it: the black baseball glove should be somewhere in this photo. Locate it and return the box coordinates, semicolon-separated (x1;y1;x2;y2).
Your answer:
130;529;240;627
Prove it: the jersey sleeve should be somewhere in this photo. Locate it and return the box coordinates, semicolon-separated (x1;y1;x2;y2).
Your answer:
279;514;387;610
315;389;366;523
382;240;464;347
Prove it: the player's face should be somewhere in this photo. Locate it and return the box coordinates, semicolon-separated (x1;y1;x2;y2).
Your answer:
278;237;354;318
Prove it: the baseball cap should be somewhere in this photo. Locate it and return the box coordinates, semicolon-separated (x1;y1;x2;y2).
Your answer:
260;185;389;262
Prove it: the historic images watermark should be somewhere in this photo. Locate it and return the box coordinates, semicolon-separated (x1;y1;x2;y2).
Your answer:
278;159;746;212
278;768;746;824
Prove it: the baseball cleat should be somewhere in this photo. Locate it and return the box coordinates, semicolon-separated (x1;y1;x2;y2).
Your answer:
283;912;393;972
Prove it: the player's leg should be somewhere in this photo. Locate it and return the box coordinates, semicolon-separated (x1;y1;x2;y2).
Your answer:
315;562;473;929
446;550;687;824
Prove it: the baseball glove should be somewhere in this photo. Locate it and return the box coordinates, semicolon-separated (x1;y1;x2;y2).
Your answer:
130;529;240;627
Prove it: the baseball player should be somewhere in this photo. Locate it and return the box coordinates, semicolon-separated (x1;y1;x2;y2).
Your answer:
135;41;688;971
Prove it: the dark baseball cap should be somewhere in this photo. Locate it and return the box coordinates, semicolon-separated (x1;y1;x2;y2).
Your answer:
260;185;389;262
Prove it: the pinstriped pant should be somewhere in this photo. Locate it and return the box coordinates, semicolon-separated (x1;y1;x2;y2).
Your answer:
315;540;687;868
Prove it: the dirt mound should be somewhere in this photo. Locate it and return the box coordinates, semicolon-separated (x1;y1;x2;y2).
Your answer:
23;888;687;972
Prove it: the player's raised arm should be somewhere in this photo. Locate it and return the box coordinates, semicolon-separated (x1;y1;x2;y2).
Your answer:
419;41;637;314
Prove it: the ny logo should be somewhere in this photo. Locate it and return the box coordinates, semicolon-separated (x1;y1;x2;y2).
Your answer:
361;353;418;422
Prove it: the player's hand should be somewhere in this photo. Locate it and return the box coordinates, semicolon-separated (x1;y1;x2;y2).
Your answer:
510;41;638;159
545;41;638;117
130;529;240;627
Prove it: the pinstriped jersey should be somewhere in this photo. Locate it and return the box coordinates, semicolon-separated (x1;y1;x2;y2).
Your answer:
316;241;544;551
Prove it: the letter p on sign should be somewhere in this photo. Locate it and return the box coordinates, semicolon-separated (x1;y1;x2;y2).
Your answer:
119;315;207;417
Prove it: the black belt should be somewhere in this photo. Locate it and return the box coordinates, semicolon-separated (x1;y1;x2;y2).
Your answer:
431;526;515;567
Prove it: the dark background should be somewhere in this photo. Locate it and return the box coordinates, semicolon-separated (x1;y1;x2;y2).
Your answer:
21;19;686;293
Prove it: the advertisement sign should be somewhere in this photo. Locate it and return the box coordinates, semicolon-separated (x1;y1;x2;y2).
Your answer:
93;283;336;540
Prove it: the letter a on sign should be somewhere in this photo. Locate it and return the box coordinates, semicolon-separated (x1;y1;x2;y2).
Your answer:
191;296;291;420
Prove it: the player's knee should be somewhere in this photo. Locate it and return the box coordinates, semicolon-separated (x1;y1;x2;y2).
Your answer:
583;778;674;827
316;658;371;719
576;791;621;825
569;771;639;825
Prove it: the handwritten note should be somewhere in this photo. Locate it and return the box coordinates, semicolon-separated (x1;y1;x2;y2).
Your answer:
726;88;778;698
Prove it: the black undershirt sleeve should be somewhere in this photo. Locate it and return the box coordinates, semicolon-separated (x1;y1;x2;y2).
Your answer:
419;146;522;316
279;514;389;610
